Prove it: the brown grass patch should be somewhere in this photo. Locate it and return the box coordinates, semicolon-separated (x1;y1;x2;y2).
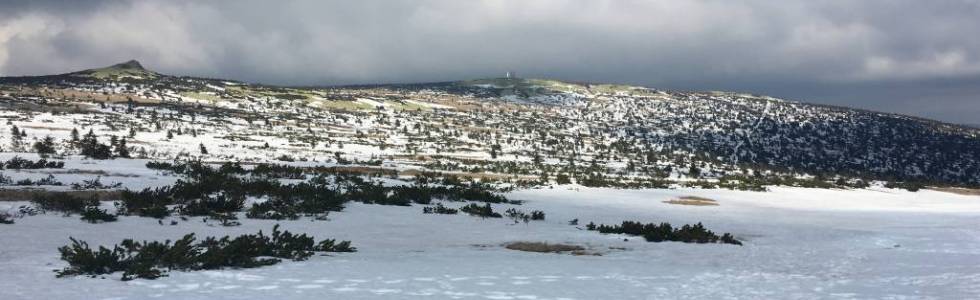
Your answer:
930;187;980;196
399;169;537;181
17;125;73;131
663;196;719;206
391;154;434;161
504;242;586;253
22;169;141;178
0;189;122;202
325;166;399;177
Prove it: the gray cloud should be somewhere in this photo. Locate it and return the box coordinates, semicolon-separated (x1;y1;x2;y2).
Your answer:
0;0;978;123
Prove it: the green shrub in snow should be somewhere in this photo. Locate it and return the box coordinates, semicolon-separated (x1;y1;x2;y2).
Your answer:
459;203;502;218
422;203;458;215
56;225;356;281
80;207;117;223
0;212;14;224
588;220;742;246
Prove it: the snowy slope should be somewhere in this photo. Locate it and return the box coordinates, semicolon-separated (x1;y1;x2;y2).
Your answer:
2;61;980;300
4;62;980;186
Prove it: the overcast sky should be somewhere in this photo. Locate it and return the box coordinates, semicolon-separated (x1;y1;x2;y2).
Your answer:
1;1;978;123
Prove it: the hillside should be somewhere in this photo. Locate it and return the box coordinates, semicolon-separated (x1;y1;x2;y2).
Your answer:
2;61;980;300
2;60;979;188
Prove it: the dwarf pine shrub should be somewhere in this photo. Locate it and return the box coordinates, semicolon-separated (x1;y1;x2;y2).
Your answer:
460;203;502;218
422;203;458;215
589;220;741;246
56;225;355;281
0;212;14;224
80;207;117;223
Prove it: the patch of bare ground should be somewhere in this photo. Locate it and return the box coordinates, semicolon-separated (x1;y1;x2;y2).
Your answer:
17;125;73;131
23;169;141;177
399;169;538;181
326;166;399;177
503;242;599;256
930;187;980;196
663;196;719;206
0;189;121;202
391;154;433;161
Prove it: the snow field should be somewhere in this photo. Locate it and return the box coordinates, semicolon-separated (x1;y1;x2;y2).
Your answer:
2;182;979;299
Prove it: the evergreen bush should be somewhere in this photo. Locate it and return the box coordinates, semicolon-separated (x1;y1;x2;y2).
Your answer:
504;208;545;223
0;212;14;224
589;220;741;245
178;193;245;216
422;203;458;214
56;225;355;280
0;156;65;169
460;203;502;218
80;207;118;223
118;187;173;218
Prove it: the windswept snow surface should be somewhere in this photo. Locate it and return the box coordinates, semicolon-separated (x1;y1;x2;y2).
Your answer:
2;185;980;299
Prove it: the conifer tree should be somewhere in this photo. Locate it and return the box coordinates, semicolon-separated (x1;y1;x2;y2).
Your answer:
33;136;57;157
9;125;22;151
115;138;130;158
79;129;111;159
70;128;80;146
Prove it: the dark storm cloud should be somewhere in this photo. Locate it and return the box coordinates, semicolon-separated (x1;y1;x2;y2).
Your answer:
0;0;978;123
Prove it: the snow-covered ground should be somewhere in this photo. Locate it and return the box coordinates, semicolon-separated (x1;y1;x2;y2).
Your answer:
2;183;980;299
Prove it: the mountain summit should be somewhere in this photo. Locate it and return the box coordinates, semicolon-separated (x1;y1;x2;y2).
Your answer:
111;60;146;70
70;59;158;80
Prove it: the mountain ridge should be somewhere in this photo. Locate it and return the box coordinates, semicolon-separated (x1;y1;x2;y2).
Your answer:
2;60;979;187
1;60;971;130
